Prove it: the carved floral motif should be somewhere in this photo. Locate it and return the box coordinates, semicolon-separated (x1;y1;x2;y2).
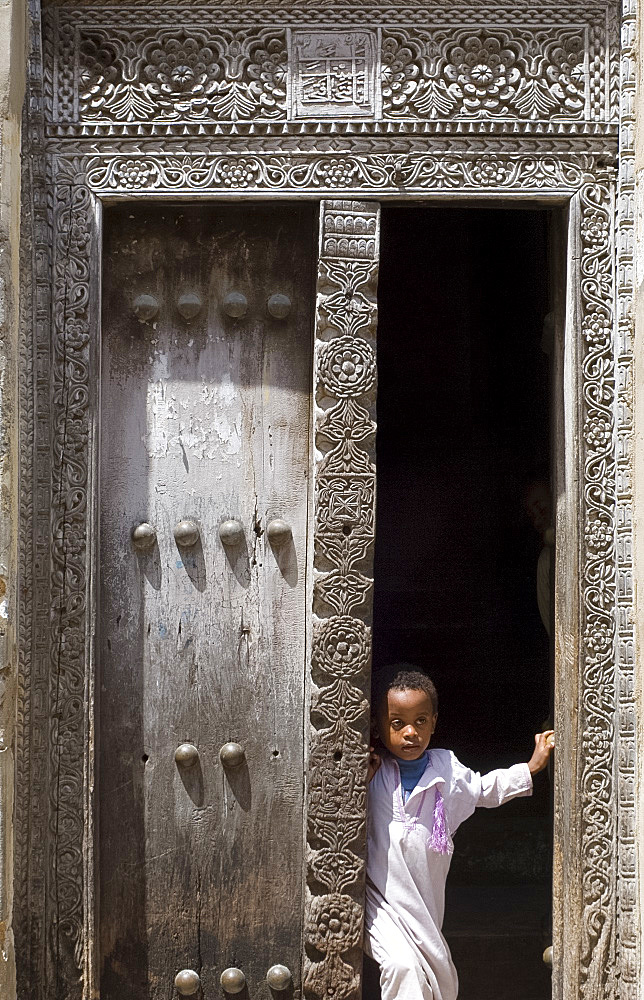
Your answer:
381;27;587;120
445;33;521;113
76;27;288;122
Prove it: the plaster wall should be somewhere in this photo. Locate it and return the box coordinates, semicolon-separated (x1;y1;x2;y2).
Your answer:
0;0;26;995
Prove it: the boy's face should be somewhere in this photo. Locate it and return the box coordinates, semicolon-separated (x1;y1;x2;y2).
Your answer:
377;688;437;761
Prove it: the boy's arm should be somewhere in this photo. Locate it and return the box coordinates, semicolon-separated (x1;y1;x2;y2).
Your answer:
527;730;555;775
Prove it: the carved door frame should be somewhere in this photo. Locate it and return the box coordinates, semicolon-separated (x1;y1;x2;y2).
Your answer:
17;2;637;999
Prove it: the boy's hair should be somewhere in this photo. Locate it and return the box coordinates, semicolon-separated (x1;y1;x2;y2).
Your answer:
374;663;438;715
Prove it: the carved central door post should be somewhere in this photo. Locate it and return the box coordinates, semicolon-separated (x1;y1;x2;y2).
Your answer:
305;201;380;1000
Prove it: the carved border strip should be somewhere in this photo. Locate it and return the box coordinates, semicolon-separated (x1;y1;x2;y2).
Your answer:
578;177;619;997
614;0;638;992
15;2;53;996
49;155;96;996
22;154;627;1000
41;3;614;24
304;200;379;1000
83;150;594;196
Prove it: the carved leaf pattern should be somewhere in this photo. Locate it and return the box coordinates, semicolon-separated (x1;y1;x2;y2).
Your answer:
305;201;379;1000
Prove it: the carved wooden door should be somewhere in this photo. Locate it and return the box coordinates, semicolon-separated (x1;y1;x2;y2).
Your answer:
99;203;315;999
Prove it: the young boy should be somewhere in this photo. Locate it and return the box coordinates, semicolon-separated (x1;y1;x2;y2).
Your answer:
365;667;554;1000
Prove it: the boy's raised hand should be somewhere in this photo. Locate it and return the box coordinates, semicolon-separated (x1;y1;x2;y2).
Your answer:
528;730;555;775
368;746;382;782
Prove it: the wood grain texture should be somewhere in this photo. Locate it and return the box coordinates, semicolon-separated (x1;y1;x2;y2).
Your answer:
99;203;315;999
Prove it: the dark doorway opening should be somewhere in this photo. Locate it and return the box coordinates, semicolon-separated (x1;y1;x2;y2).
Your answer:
366;206;553;1000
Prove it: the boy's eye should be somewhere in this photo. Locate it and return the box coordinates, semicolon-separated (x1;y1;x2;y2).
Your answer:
391;720;403;730
417;717;427;725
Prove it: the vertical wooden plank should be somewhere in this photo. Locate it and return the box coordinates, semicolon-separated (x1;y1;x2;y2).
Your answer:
99;203;314;999
304;200;379;1000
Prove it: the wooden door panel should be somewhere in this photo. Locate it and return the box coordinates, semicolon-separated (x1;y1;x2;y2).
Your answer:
100;204;315;998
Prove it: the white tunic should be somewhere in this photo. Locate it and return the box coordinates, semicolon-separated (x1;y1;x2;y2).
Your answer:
365;749;533;1000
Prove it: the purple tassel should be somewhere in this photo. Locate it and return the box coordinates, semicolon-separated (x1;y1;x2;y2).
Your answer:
427;787;452;855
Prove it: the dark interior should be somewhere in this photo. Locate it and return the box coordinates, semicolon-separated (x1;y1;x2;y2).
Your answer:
366;206;554;1000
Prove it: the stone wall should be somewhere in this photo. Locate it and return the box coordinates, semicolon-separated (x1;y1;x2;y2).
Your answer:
0;0;25;996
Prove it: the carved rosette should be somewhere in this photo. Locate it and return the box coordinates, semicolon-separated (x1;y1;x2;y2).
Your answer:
304;201;379;1000
578;179;618;997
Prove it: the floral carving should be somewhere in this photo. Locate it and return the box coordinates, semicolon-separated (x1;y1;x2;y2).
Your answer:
585;518;612;553
214;157;260;187
381;27;588;121
584;624;613;655
86;152;590;198
584;415;612;452
581;210;611;247
381;35;421;110
109;158;160;189
583;313;612;347
312;616;371;681
319;337;376;398
309;848;364;894
143;34;221;114
78;36;120;116
445;33;521;114
315;159;360;188
75;27;288;123
468;155;509;186
306;894;363;953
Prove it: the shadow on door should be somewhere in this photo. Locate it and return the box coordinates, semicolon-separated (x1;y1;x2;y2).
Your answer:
366;205;554;1000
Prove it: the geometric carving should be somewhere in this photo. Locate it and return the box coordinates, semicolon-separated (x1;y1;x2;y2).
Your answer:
305;201;379;1000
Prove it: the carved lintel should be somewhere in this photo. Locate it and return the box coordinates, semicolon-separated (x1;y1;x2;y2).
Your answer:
42;7;616;133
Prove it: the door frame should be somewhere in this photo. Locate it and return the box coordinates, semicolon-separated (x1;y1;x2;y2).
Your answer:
16;2;637;999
